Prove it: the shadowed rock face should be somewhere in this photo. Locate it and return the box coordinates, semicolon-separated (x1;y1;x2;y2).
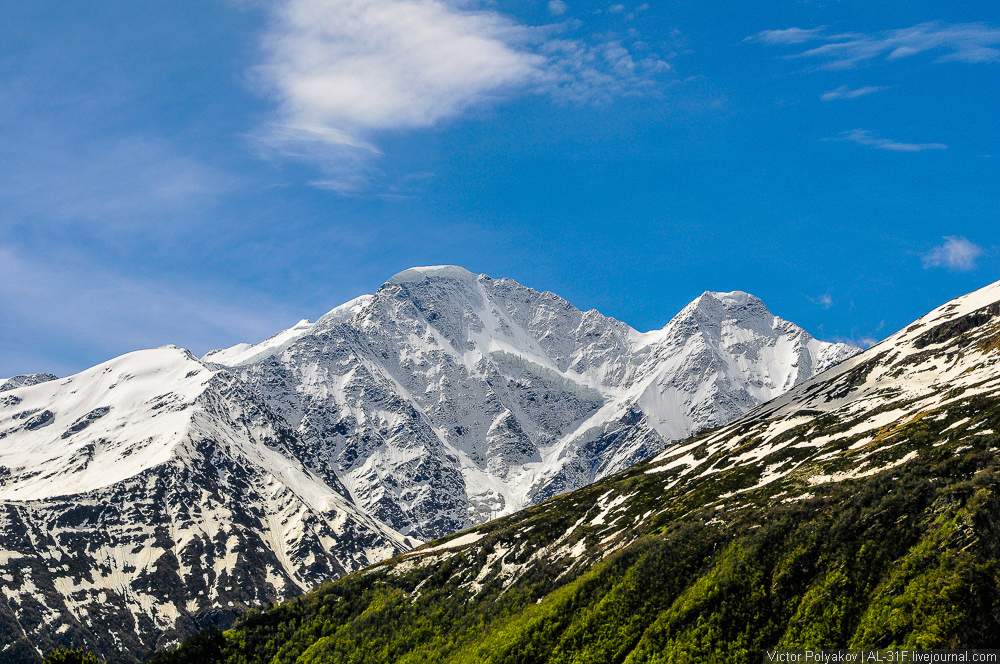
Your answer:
0;267;857;663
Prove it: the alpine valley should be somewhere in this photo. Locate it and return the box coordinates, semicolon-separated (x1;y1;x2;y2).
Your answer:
0;266;858;663
151;280;1000;664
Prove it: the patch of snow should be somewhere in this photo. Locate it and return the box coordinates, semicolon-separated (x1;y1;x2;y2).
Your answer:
942;417;971;432
781;492;815;503
808;451;918;485
590;492;633;526
410;531;483;556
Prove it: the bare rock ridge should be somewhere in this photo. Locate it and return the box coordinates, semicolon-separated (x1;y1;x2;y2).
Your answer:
0;266;857;662
0;374;58;392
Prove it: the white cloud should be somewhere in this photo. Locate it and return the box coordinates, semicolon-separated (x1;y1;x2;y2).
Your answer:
747;27;826;45
833;129;946;152
260;0;539;137
820;85;887;101
256;0;671;189
922;236;983;271
608;4;625;14
750;22;1000;69
548;0;566;16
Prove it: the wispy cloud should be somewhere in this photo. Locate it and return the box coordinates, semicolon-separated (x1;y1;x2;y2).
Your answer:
548;0;567;16
824;334;879;350
810;291;835;309
0;131;236;235
0;245;293;376
820;85;887;101
746;27;826;45
833;129;946;152
922;236;983;271
255;0;671;191
749;21;1000;69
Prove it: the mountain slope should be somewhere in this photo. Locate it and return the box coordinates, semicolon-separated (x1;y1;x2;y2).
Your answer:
153;279;1000;663
208;267;856;540
0;348;410;663
0;267;854;663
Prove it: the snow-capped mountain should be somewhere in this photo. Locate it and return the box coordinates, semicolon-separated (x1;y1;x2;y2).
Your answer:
208;266;857;539
0;347;412;662
0;266;856;662
189;279;1000;664
660;278;1000;491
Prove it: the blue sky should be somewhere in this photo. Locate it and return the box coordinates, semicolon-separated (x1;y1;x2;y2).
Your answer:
1;0;998;376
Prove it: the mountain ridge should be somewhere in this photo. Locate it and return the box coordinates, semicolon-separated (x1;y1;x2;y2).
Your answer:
150;277;1000;664
208;267;857;538
0;266;857;662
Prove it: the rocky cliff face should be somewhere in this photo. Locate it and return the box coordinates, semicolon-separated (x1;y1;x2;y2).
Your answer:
0;374;58;392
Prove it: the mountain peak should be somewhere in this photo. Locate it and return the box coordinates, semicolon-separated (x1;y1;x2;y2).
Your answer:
386;265;478;285
701;289;757;306
171;281;1000;664
684;289;768;321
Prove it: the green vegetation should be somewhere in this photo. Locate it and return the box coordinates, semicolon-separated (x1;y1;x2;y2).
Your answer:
42;650;101;664
149;393;1000;663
